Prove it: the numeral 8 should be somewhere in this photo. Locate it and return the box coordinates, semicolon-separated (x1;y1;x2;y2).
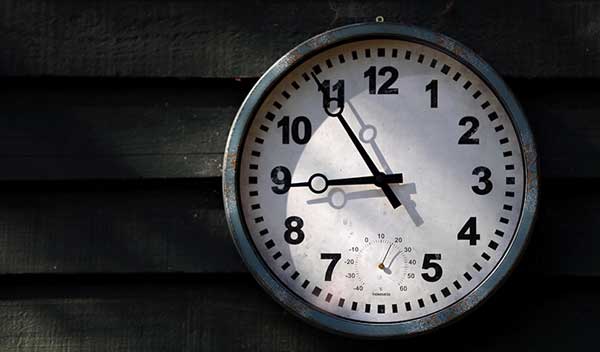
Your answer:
284;216;305;245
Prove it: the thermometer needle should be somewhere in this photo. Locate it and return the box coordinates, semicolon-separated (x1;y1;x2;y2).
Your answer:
379;243;394;270
311;72;402;208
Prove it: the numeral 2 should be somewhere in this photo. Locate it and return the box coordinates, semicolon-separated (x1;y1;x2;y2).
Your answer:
458;116;479;144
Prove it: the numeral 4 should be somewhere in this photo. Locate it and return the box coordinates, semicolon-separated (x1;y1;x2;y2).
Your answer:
457;217;480;246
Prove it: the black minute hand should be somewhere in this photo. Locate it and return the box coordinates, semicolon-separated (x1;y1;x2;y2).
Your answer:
311;72;402;209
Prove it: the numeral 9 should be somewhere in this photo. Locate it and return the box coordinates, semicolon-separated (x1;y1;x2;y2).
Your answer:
271;166;291;194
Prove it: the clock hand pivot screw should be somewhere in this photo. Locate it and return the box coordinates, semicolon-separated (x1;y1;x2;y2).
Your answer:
308;173;328;194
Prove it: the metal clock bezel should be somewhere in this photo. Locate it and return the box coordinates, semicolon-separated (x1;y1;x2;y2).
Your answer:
222;22;538;338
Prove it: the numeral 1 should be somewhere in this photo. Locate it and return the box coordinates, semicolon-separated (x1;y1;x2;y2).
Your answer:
425;79;438;108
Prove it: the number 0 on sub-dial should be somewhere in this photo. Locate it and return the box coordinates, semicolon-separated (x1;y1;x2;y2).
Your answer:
239;39;525;323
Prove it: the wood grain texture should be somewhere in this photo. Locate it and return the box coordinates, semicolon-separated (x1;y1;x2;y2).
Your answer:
0;178;592;276
0;2;597;349
0;78;599;180
0;274;597;351
0;79;251;180
0;179;245;274
2;0;600;79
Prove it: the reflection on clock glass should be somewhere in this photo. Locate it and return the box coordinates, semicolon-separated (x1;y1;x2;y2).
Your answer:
238;39;525;323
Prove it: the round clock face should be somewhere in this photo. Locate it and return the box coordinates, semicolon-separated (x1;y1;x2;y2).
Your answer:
224;24;537;336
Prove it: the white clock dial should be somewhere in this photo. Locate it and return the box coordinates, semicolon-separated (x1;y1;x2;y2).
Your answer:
237;39;525;323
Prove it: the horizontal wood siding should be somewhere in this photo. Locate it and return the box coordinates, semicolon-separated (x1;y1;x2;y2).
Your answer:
2;0;600;78
0;79;599;179
0;0;597;349
0;178;592;276
0;275;597;350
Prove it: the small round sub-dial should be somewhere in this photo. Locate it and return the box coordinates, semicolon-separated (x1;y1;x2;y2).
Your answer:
353;237;413;297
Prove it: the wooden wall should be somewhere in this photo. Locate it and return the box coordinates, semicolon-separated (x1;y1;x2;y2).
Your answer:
0;0;599;350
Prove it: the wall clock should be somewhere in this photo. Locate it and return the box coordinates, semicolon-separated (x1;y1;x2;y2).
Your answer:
223;22;538;338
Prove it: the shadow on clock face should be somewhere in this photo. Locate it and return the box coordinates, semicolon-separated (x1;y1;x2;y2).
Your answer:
305;183;423;227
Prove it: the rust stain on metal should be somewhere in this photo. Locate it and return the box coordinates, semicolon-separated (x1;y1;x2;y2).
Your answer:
223;152;238;200
228;152;238;169
522;138;539;190
223;181;232;200
281;49;302;68
436;34;466;58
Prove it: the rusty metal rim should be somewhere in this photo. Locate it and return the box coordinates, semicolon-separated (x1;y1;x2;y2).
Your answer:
222;22;538;338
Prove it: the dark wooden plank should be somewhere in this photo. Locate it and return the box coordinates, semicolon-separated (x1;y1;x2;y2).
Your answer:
2;0;600;78
513;79;600;179
0;179;245;274
526;179;600;276
0;177;593;276
0;78;599;180
0;79;251;180
0;274;597;350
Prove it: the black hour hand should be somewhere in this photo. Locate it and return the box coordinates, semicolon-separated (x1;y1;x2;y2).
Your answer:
291;173;404;195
